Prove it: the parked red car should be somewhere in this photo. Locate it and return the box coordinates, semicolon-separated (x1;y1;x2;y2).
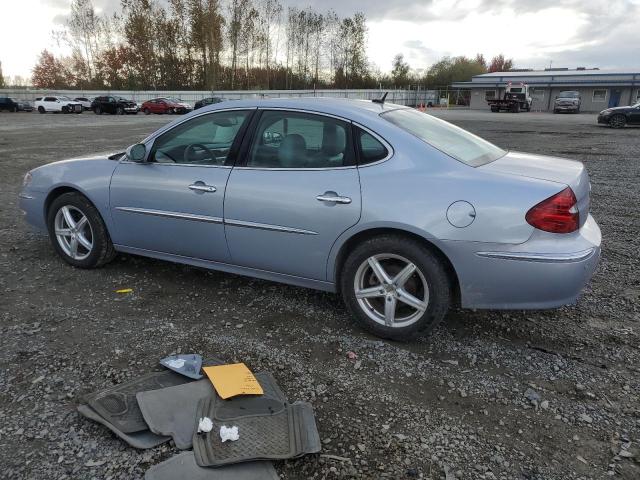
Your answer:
140;97;193;115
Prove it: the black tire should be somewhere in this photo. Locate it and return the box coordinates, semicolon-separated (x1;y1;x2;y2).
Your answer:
340;235;451;341
511;103;520;113
46;192;116;269
95;106;102;115
38;106;45;114
143;108;150;115
490;105;499;113
62;106;69;114
116;106;124;115
609;114;626;129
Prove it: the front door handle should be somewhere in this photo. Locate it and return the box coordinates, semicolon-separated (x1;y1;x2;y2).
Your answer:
316;192;352;204
189;183;216;193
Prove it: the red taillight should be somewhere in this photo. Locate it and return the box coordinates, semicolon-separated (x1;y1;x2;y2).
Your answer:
526;187;579;233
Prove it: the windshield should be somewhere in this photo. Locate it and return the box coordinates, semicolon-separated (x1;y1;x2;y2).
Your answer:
559;91;580;98
381;108;506;167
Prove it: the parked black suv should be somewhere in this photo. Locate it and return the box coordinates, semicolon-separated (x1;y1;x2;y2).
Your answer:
0;97;20;112
91;96;139;115
194;97;225;110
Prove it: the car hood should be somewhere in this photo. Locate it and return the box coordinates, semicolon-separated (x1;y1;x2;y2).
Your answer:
601;106;630;113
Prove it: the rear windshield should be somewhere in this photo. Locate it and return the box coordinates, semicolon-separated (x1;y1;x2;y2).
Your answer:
381;108;506;167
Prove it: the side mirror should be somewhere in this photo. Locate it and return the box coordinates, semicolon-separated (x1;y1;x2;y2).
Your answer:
126;143;147;162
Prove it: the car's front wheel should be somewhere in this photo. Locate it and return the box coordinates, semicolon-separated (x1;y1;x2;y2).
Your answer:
340;235;450;340
609;114;626;129
47;192;116;269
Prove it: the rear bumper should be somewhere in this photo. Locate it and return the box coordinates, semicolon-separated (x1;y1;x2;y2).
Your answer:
440;215;601;309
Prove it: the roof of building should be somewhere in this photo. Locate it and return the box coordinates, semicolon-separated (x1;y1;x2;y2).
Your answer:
452;68;640;88
475;69;639;77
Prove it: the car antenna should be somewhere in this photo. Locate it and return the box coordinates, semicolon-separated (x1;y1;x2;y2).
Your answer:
372;92;388;104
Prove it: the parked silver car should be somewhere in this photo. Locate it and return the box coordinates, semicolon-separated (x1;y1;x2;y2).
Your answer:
18;98;601;340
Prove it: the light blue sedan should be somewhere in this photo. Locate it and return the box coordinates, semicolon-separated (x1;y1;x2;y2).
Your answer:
19;98;601;340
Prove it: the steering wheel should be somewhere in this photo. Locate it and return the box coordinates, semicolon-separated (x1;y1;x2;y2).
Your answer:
184;143;215;164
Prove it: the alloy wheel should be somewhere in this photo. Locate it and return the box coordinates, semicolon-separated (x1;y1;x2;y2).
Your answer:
354;253;429;328
610;115;626;128
54;205;94;260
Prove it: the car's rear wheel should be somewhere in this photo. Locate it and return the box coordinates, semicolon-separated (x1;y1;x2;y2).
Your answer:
143;108;150;115
95;106;102;115
47;192;116;269
340;235;450;340
609;114;626;129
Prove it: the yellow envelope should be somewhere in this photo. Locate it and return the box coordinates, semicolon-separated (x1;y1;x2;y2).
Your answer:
203;363;264;399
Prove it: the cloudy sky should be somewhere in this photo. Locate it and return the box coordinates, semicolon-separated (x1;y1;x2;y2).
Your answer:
1;0;639;79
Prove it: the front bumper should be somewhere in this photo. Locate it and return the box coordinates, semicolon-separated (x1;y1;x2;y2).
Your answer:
597;114;610;124
555;104;579;111
440;214;601;309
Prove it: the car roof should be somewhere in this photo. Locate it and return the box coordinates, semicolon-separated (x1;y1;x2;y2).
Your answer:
143;97;411;143
198;97;405;119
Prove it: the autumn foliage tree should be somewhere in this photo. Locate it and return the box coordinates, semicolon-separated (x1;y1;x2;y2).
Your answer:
488;54;514;73
31;50;70;88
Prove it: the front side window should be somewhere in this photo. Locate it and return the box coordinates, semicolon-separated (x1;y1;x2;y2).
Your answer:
381;108;506;167
247;110;353;168
151;110;251;166
593;90;607;102
44;97;56;102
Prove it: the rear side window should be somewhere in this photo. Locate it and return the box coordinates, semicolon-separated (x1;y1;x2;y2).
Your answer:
356;128;388;165
44;97;56;102
247;110;354;169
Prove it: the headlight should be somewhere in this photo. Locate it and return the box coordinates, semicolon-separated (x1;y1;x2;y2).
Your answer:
23;171;33;187
573;100;579;105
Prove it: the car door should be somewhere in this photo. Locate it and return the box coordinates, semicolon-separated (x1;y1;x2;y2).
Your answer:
629;105;640;124
109;109;254;261
224;109;362;281
43;96;58;111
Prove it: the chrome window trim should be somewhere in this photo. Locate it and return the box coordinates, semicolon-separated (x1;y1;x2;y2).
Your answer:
115;207;223;224
476;248;596;263
119;160;232;169
225;218;318;235
233;165;357;171
255;106;351;123
352;121;395;167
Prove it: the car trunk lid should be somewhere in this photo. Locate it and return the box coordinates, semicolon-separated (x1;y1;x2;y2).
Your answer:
481;151;590;227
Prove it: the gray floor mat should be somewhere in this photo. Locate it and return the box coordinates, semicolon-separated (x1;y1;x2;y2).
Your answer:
137;379;214;450
144;452;279;480
78;404;170;449
193;396;321;466
137;372;282;450
83;370;193;433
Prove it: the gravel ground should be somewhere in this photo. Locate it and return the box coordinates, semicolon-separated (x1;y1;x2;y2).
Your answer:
0;109;638;479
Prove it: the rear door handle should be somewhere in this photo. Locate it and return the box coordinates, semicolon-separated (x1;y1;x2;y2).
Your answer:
189;183;216;193
316;192;352;204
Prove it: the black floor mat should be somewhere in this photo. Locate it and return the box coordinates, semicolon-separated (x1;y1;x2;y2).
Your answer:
83;370;193;433
192;372;320;467
144;452;279;480
78;404;170;449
